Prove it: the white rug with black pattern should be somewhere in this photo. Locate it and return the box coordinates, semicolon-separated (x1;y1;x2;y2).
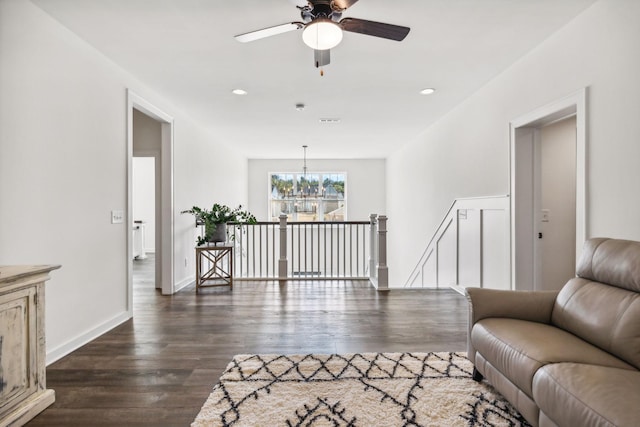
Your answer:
192;352;531;427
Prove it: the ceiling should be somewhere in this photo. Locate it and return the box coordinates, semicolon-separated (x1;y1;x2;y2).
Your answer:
32;0;597;159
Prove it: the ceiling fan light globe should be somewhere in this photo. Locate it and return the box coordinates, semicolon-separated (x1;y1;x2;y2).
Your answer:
302;20;343;50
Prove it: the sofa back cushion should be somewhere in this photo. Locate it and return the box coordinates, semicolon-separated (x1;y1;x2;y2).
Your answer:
551;238;640;369
576;238;640;292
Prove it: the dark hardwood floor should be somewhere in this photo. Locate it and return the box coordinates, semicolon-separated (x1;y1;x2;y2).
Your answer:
29;255;469;426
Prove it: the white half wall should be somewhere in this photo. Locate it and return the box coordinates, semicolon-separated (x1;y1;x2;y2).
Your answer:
404;196;510;291
387;0;640;286
0;0;248;363
248;159;386;221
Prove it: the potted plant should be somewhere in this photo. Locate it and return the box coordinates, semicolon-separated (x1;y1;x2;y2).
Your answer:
181;204;257;245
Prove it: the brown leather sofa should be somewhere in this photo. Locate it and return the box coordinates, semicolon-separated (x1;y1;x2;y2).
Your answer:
466;238;640;427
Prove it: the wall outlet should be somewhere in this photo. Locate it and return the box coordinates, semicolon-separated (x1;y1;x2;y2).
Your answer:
111;210;124;224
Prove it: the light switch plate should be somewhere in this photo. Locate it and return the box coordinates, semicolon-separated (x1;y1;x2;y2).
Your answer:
111;210;124;224
541;209;550;222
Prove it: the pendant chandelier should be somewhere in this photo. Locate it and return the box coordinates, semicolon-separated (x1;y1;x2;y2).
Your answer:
294;145;325;199
299;145;313;198
301;145;308;187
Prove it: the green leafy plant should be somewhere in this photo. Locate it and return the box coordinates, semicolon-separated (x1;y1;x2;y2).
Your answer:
181;204;257;245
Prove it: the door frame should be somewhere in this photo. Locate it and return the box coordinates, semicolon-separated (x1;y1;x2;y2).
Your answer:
509;88;587;290
127;89;175;311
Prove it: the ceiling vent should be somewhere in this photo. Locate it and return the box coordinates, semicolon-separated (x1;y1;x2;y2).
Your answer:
319;118;341;124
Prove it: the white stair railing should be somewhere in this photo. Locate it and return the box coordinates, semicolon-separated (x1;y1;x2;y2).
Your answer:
226;214;388;289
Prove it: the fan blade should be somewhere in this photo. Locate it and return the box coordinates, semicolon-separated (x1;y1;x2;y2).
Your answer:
331;0;359;11
235;22;304;43
314;49;330;67
339;17;410;41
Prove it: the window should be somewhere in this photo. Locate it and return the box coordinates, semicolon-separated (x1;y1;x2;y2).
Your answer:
270;172;346;221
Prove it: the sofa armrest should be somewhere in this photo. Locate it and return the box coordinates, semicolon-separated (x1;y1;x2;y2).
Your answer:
465;287;558;364
466;287;559;325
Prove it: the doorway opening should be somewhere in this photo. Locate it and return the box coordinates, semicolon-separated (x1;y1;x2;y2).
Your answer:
510;89;587;291
127;90;175;316
132;155;157;294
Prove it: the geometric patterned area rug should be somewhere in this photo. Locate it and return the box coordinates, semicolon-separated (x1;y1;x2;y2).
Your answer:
192;352;531;427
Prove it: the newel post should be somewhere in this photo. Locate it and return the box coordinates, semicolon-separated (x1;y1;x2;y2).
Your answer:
377;215;389;290
369;214;377;280
278;214;288;283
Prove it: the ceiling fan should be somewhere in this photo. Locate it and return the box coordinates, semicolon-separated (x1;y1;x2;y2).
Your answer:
235;0;410;72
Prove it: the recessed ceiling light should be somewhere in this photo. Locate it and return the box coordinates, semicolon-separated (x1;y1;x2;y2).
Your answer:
420;88;436;95
232;89;248;95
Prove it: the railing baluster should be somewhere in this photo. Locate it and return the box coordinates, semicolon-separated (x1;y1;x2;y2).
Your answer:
331;223;334;277
356;224;359;277
309;224;312;275
343;223;346;277
304;223;308;276
239;225;244;277
360;225;367;276
336;223;339;277
349;227;353;277
324;223;327;276
263;224;266;278
299;223;302;276
287;223;291;277
252;224;256;277
259;224;263;277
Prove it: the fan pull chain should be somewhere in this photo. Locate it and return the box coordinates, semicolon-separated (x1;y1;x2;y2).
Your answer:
320;68;324;76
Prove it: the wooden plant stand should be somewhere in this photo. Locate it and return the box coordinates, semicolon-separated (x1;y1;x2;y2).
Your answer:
195;244;233;292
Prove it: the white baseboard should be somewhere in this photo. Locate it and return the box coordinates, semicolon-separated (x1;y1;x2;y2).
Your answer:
175;275;194;292
449;284;467;296
46;311;131;365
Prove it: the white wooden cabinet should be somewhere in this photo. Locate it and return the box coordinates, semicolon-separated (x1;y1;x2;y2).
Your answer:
0;265;59;427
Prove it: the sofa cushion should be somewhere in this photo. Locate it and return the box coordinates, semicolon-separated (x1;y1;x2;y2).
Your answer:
533;363;640;427
471;318;635;398
577;237;640;292
552;278;640;369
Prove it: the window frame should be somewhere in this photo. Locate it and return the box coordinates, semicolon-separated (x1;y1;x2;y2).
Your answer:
268;171;348;222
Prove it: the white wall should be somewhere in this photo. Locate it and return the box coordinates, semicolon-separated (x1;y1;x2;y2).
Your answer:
248;159;386;221
387;0;640;286
0;0;248;362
